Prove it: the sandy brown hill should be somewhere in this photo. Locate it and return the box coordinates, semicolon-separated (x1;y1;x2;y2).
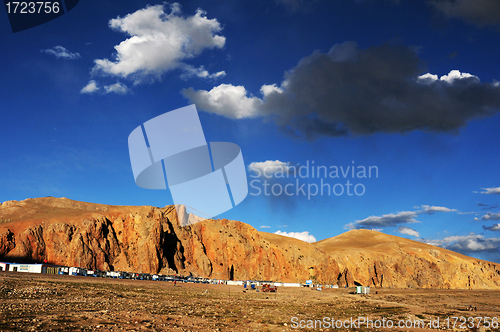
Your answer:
313;229;500;289
1;197;500;289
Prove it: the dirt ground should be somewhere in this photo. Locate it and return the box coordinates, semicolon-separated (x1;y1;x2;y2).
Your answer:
1;272;500;331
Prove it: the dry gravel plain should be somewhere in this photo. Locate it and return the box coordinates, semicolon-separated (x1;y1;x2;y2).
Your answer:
1;272;500;331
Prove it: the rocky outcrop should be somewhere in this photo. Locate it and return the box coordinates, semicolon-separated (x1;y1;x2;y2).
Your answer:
0;229;15;257
1;197;500;289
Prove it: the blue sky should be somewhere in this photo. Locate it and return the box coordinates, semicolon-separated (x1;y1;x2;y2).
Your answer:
2;0;500;262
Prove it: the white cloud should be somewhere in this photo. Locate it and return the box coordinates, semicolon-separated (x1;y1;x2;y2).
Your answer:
425;233;500;253
478;187;500;194
440;70;480;84
347;211;419;229
260;84;283;97
80;80;99;94
103;82;129;94
42;46;81;60
347;205;458;229
397;226;420;238
483;223;500;231
90;3;225;85
260;225;271;229
80;80;129;95
417;70;479;85
182;84;262;119
248;160;292;178
274;230;316;243
480;212;500;221
419;205;457;214
180;64;226;80
416;73;438;85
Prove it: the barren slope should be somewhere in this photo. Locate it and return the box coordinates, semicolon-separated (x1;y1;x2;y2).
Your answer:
312;229;500;289
1;197;500;289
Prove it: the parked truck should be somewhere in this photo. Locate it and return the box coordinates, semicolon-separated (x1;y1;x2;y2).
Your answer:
261;284;278;292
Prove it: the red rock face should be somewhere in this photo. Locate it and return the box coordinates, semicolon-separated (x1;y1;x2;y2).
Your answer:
1;197;500;289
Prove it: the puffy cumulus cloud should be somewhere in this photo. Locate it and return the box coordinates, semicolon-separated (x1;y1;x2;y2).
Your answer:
103;82;129;95
90;3;225;84
182;84;262;119
429;0;500;27
80;80;129;95
480;212;500;221
477;187;500;194
41;46;81;60
80;80;99;94
260;84;284;96
425;233;500;254
397;226;420;238
274;230;316;243
417;70;479;85
248;160;292;178
184;41;500;140
483;223;500;231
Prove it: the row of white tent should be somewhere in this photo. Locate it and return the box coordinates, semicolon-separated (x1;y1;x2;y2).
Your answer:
0;263;306;286
1;262;365;290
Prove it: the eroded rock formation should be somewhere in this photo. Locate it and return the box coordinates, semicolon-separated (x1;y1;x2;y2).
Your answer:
1;197;500;289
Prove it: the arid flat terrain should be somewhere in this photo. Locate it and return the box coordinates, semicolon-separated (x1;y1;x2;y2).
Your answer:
1;272;500;331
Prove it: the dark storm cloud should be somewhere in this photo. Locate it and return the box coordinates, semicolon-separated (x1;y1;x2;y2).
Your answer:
260;42;500;139
429;0;500;27
184;41;500;140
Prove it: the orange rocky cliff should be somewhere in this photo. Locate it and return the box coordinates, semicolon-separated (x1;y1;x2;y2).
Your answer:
1;197;500;289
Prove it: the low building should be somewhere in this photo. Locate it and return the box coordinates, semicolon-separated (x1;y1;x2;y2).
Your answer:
8;263;59;274
0;262;9;271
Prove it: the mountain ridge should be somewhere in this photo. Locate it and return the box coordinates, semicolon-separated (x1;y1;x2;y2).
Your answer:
1;197;500;289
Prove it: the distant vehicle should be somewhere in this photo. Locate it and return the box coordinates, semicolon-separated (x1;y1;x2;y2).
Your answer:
261;284;278;293
139;273;151;280
87;270;107;277
69;267;85;276
58;267;69;275
105;271;121;278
